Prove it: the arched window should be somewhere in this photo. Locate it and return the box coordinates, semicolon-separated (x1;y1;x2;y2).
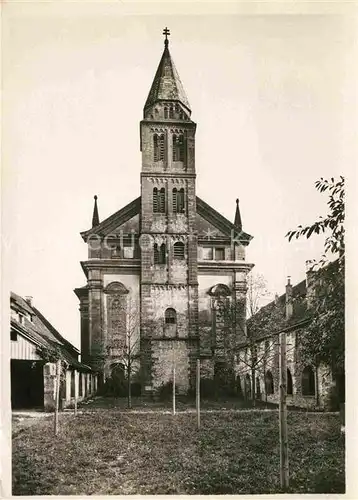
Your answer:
287;368;293;395
153;134;159;162
153;187;158;212
112;245;121;258
302;366;315;396
154;243;166;264
164;107;168;119
153;187;166;213
153;134;165;162
173;241;185;260
173;134;184;162
159;187;166;213
173;187;185;213
265;370;274;395
169;106;174;119
236;375;243;398
165;308;177;324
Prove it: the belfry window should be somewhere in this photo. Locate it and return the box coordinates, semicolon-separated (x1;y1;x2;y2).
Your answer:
173;134;184;162
169;106;174;119
173;188;185;213
164;107;168;119
154;243;166;264
153;134;165;162
173;242;185;260
153;187;166;213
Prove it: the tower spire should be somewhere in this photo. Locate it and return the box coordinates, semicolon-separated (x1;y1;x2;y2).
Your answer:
144;28;191;114
234;198;242;232
92;195;100;228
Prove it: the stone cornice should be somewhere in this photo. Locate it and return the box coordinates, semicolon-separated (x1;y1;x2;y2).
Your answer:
81;259;141;278
141;172;196;179
198;261;254;273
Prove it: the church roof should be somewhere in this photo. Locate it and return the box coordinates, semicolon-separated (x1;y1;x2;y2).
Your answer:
144;41;191;113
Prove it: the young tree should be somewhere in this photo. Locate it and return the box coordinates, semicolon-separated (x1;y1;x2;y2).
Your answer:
246;272;273;318
286;176;345;394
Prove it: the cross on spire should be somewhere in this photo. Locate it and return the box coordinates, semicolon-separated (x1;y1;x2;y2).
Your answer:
163;27;170;46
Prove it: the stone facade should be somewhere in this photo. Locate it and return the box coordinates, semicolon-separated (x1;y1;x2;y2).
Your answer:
75;38;254;395
236;268;337;409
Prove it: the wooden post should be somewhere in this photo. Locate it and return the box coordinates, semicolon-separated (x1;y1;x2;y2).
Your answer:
196;359;200;429
279;332;289;490
54;359;61;436
173;342;176;416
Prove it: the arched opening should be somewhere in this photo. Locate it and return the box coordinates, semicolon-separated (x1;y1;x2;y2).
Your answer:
287;368;293;395
173;134;184;162
154;243;166;264
236;375;243;398
265;370;274;395
164;308;177;338
173;241;185;260
165;308;177;324
71;371;75;398
172;187;185;213
302;366;315;396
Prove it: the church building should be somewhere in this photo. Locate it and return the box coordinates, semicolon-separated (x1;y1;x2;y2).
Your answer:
74;30;254;395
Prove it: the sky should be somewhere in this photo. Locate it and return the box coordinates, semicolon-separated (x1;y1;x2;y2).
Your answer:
2;3;356;348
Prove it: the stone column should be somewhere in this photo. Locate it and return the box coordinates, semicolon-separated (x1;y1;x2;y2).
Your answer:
82;372;86;397
65;370;71;403
75;370;79;402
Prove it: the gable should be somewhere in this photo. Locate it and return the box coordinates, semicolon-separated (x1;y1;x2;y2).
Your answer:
81;195;253;245
81;197;141;241
196;213;227;239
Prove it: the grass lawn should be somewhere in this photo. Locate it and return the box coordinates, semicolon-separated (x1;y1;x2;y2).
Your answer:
12;410;345;495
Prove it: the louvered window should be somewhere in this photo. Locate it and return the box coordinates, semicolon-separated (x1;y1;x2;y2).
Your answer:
153;188;159;213
173;187;185;213
153;187;166;213
153;134;165;162
173;134;184;162
173;242;185;260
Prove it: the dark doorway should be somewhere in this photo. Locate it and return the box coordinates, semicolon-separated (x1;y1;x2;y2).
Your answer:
287;368;293;395
11;360;44;409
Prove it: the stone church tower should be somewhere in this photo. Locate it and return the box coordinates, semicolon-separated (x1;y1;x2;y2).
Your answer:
75;31;254;395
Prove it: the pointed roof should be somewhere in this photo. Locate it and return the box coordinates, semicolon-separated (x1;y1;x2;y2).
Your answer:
92;195;100;228
234;198;242;232
144;39;191;113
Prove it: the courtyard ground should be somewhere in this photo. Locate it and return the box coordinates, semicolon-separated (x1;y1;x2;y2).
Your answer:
12;402;344;495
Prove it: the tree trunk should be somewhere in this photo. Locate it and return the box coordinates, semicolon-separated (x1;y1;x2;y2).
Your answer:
251;367;256;407
127;363;132;409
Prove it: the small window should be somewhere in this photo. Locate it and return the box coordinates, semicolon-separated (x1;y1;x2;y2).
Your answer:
123;246;134;259
215;248;225;261
11;330;18;341
169;106;174;119
19;314;24;325
202;247;213;260
173;242;185;260
164;107;168;119
165;308;177;324
112;245;121;258
302;366;315;396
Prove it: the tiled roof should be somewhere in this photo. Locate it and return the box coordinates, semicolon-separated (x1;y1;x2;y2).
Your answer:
10;292;92;372
144;44;191;112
